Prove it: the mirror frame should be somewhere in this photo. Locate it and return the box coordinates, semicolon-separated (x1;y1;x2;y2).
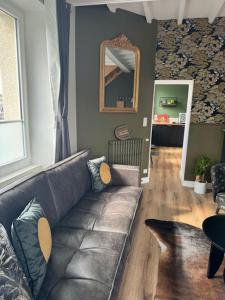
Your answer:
99;34;140;113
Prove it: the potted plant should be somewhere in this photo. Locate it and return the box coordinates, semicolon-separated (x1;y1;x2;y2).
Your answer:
193;155;213;194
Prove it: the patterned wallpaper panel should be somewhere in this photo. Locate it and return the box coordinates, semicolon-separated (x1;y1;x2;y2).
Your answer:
155;18;225;124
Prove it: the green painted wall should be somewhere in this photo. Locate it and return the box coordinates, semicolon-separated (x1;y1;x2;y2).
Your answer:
154;85;189;118
75;6;157;177
185;124;225;180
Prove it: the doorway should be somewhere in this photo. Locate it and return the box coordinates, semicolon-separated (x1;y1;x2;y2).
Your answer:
149;80;194;185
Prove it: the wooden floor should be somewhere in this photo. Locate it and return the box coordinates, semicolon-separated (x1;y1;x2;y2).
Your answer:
118;147;216;300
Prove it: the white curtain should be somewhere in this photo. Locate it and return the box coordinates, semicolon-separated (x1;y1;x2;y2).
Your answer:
44;0;60;129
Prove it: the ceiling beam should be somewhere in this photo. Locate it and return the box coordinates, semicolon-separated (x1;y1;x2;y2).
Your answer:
208;0;225;23
67;0;158;7
177;0;186;25
143;2;153;23
106;48;131;73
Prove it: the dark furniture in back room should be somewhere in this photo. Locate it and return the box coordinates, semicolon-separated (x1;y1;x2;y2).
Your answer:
211;163;225;214
152;124;184;147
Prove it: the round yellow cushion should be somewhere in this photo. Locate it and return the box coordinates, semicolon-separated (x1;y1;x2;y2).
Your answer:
38;217;52;262
99;162;111;184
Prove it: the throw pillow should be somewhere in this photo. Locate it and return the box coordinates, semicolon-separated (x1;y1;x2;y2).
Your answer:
11;199;52;298
99;162;112;184
0;223;31;300
87;156;112;192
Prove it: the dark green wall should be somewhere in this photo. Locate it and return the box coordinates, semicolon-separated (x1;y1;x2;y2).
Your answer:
154;85;188;118
75;6;157;176
185;124;225;180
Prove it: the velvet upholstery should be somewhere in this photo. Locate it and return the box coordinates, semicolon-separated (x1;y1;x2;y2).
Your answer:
211;163;225;201
11;199;51;297
211;163;225;212
0;150;142;300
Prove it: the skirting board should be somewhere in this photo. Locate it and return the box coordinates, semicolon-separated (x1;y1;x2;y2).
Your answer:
183;180;212;190
141;177;149;184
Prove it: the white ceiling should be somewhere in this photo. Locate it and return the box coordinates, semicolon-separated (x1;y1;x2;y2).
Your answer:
68;0;225;24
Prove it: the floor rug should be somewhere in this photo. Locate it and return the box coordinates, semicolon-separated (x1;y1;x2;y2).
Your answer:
145;219;225;300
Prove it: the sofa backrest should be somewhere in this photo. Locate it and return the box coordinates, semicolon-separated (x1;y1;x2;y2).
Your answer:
45;150;91;221
0;149;91;237
0;172;57;236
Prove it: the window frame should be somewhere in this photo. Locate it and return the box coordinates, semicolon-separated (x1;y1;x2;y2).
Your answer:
0;0;31;178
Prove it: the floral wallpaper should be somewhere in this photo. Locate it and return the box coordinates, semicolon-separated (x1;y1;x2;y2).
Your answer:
155;18;225;124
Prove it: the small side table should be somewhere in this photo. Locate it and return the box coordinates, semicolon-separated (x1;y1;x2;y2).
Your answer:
203;215;225;281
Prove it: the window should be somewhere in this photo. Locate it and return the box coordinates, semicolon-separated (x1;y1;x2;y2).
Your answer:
0;8;28;169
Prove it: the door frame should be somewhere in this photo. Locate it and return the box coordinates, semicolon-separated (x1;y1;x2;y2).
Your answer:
149;79;194;185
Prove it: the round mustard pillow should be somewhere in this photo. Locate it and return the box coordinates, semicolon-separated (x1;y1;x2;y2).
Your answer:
99;162;111;185
38;217;52;262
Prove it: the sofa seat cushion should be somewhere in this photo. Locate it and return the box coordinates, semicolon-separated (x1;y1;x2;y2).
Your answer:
38;228;126;300
85;185;142;198
56;186;142;234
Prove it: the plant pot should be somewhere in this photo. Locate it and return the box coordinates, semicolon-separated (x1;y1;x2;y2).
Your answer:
194;181;207;195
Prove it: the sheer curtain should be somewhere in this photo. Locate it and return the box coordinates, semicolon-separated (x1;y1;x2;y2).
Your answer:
45;0;71;162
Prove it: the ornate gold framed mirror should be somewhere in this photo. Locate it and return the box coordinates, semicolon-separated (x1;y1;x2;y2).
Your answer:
99;34;140;113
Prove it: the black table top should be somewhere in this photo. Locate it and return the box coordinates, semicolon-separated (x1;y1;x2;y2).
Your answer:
203;215;225;252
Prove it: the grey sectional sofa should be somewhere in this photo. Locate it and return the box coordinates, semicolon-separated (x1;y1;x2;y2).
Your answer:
0;150;142;300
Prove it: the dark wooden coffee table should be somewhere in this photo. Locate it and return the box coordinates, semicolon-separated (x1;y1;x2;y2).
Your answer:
203;215;225;281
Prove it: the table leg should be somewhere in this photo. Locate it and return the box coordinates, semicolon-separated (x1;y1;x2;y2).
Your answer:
207;244;224;279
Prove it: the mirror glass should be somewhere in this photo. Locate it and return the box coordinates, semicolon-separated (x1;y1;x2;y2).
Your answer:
99;35;140;113
104;47;135;109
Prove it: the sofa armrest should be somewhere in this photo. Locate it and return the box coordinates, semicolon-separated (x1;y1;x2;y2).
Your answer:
111;164;141;187
211;163;225;201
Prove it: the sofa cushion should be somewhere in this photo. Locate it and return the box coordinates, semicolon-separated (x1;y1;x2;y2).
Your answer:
11;199;52;298
0;172;57;235
0;223;31;299
57;186;142;234
45;150;91;221
38;229;126;300
87;156;110;192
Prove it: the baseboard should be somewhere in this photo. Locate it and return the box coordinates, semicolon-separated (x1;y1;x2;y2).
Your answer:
182;180;212;190
141;177;149;184
182;180;195;188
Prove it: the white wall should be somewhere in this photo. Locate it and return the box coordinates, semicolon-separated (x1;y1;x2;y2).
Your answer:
68;7;77;154
8;0;77;167
24;9;55;167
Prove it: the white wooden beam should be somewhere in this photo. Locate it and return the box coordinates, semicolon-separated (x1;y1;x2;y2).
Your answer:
106;48;131;73
208;0;225;23
143;2;153;23
67;0;158;7
178;0;186;25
